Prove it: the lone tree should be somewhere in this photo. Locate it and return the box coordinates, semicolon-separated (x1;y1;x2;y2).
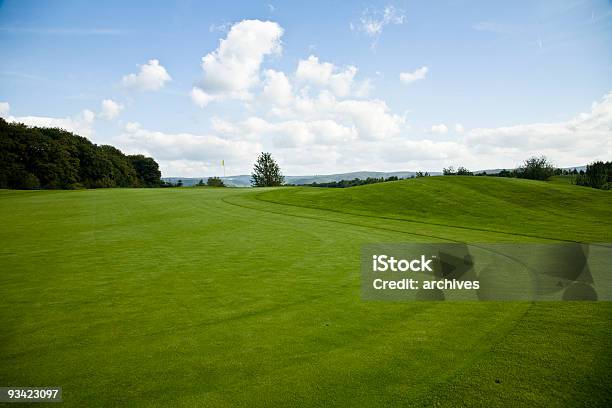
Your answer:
443;166;472;176
516;155;555;181
456;166;473;176
251;152;284;187
207;176;225;187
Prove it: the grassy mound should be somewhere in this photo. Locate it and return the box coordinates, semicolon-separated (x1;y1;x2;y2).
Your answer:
257;176;612;242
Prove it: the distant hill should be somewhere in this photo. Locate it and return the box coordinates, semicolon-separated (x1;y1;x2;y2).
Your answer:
285;171;434;185
476;165;587;175
163;171;442;187
163;166;588;187
161;176;251;187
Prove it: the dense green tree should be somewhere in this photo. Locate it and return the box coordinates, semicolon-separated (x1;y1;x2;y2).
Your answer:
207;177;225;187
456;166;473;176
0;118;161;189
443;166;455;175
576;161;611;190
443;166;473;176
251;152;284;187
98;145;140;188
127;155;162;187
496;169;515;177
516;156;556;181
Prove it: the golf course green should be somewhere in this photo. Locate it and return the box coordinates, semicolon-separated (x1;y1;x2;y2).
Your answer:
1;177;611;407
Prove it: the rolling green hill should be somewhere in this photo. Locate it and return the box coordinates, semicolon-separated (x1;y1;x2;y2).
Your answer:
1;177;611;407
256;176;612;242
548;175;578;185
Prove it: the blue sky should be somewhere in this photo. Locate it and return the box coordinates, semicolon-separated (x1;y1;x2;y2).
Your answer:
1;0;611;176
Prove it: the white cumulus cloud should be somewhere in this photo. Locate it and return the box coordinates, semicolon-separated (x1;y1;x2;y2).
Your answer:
122;59;171;91
190;87;216;108
99;99;123;120
381;139;467;163
214;116;357;148
262;69;293;105
116;122;261;176
263;89;404;141
191;19;284;106
102;91;612;176
296;55;360;97
0;101;9;116
400;67;428;84
431;123;448;134
7;109;96;137
465;91;612;165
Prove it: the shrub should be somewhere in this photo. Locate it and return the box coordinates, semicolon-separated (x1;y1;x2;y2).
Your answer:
516;156;556;181
207;177;225;187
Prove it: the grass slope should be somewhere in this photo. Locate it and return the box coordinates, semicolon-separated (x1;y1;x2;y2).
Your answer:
257;176;612;242
547;175;577;185
0;177;610;407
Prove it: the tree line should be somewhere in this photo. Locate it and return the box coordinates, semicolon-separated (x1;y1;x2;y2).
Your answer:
0;118;161;189
442;155;611;189
196;177;225;187
308;176;401;188
443;156;557;179
575;161;611;190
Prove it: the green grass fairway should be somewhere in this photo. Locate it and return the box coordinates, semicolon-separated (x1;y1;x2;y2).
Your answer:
1;177;611;407
548;175;578;185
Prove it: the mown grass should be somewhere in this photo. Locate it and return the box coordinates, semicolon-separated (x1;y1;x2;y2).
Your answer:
0;177;610;407
257;176;612;242
547;175;577;185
